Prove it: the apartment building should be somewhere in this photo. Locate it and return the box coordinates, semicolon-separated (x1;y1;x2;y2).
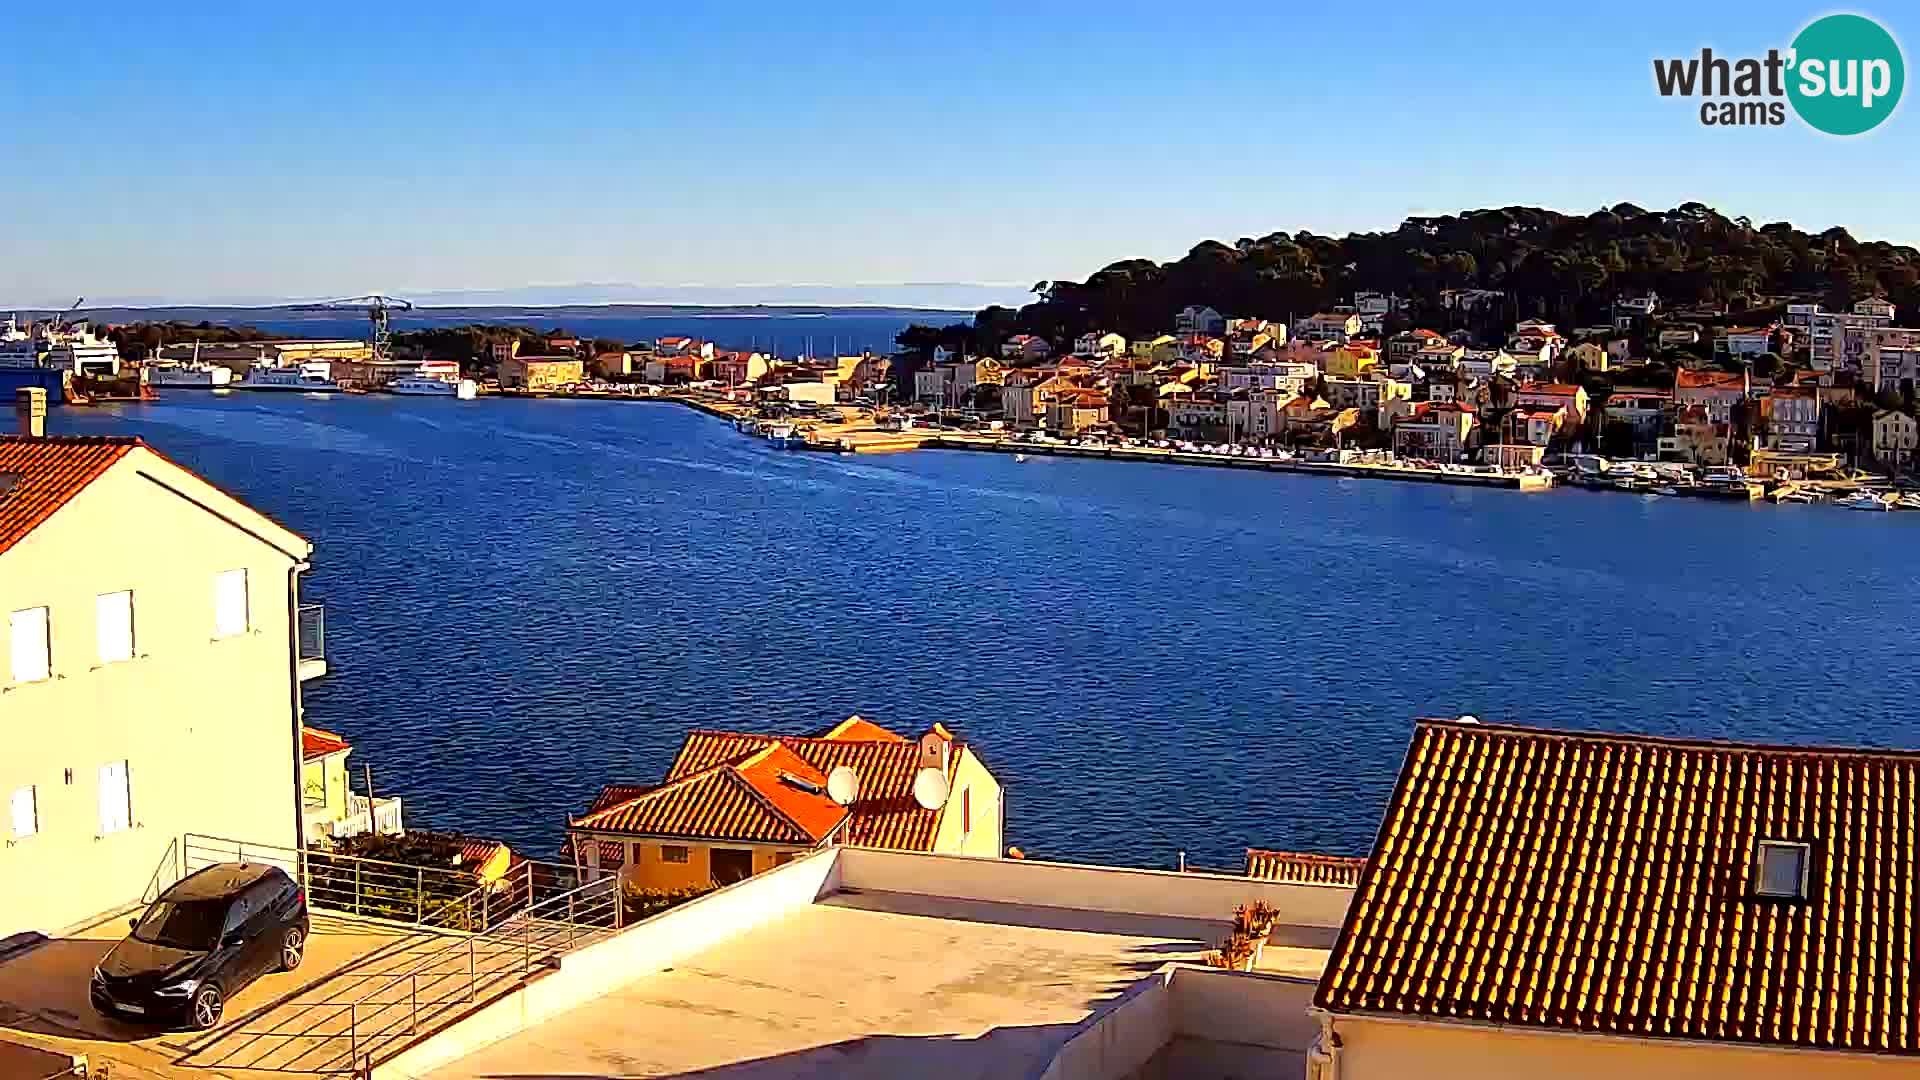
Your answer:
1;393;322;940
1787;299;1896;372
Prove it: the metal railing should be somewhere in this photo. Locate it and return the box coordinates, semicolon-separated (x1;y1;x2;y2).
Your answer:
297;603;325;663
215;867;622;1076
184;834;476;927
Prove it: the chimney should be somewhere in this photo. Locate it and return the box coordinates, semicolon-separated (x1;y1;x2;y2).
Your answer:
14;387;46;438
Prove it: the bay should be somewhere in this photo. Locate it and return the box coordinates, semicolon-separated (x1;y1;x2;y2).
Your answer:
50;393;1920;870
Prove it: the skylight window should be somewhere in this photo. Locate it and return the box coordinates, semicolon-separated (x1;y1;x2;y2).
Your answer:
1754;840;1810;899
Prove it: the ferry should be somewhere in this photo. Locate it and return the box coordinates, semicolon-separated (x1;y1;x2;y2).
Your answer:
237;362;339;393
389;374;477;399
147;362;233;388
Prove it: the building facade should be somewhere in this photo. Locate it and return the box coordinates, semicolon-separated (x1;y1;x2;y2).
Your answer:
569;717;1001;892
1;419;319;940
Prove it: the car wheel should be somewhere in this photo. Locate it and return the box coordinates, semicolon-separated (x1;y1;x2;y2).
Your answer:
190;984;223;1030
280;927;305;972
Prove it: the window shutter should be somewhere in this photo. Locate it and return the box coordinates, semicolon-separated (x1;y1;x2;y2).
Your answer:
96;591;134;664
9;607;49;683
9;787;35;838
214;570;249;638
98;762;131;834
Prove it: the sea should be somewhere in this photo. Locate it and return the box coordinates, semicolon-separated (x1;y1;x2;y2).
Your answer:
49;393;1920;871
109;308;938;359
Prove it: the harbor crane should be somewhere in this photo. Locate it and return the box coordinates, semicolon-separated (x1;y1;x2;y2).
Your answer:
292;294;415;363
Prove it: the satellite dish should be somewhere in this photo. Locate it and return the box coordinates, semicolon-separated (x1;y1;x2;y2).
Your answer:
1457;714;1481;725
912;767;950;811
827;765;860;806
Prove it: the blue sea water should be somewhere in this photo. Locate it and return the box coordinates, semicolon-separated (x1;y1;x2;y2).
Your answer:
50;394;1920;870
188;312;925;357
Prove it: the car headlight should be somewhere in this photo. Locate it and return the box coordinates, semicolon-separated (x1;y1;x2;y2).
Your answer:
153;979;197;997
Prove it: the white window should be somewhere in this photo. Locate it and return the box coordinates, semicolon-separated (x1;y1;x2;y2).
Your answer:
9;607;49;684
9;786;36;839
1755;840;1810;898
214;569;249;638
98;761;131;835
96;591;134;664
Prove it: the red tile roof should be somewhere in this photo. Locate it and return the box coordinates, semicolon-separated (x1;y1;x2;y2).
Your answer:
0;435;139;557
602;719;957;851
571;743;849;846
1318;718;1920;1055
1676;369;1747;390
301;727;351;762
1246;848;1366;886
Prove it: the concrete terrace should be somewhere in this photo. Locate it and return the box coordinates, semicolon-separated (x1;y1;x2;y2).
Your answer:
375;848;1353;1080
422;891;1217;1079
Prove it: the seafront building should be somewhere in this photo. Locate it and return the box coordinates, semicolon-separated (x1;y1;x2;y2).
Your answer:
567;716;1002;890
0;390;328;941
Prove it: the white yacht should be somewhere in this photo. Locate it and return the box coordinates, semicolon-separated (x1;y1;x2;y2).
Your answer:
238;361;339;392
148;362;233;388
390;374;477;399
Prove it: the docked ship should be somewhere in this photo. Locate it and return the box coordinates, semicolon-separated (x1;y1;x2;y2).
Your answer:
237;361;340;392
147;362;234;388
389;373;478;399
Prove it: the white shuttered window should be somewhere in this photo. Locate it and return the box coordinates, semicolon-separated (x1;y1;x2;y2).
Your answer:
9;607;49;683
98;761;131;835
214;569;249;638
96;591;134;664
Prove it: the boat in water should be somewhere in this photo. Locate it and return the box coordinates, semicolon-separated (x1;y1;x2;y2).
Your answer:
147;362;233;388
765;422;796;449
1013;453;1028;463
1836;491;1892;512
238;362;339;393
389;374;477;399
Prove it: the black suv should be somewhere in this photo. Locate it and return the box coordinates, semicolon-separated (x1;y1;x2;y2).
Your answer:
91;862;309;1030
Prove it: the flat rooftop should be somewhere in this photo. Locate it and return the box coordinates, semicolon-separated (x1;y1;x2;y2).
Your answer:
424;889;1225;1080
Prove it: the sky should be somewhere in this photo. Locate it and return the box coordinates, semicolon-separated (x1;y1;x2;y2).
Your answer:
4;1;1917;308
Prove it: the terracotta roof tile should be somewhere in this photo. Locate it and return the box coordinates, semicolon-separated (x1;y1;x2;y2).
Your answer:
1246;848;1366;886
1317;719;1920;1055
301;727;351;762
659;725;952;851
571;743;847;846
0;435;139;557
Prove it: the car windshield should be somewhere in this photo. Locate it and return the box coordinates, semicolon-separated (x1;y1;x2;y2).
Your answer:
130;899;226;951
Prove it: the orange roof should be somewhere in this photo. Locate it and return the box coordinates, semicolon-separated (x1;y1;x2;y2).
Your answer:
1318;719;1920;1055
571;742;849;846
1516;382;1581;396
1676;369;1746;390
0;435;139;557
819;715;907;742
301;727;351;762
1245;848;1366;886
653;722;954;851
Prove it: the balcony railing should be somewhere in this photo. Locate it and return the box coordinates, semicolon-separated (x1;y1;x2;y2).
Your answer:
297;602;327;680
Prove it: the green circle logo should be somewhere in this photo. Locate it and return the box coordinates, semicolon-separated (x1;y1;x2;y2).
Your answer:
1787;14;1904;135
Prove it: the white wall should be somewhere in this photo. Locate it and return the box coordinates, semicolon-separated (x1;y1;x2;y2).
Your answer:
837;847;1354;928
375;847;842;1079
1033;966;1320;1080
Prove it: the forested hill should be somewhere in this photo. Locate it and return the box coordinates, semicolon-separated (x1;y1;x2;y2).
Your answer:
978;203;1920;343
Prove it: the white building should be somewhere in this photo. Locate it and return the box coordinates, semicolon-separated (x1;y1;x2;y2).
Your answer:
1865;328;1920;394
1220;361;1316;397
1787;300;1896;372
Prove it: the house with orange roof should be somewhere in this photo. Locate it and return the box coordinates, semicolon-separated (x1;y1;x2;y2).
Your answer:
1674;367;1751;423
1390;401;1477;463
567;716;1001;891
301;727;404;843
1512;381;1590;424
1314;717;1920;1080
1295;311;1361;344
0;395;326;941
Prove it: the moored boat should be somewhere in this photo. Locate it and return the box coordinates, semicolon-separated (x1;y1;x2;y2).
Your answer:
238;362;339;393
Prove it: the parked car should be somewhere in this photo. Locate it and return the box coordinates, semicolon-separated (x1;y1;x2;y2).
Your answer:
91;862;309;1030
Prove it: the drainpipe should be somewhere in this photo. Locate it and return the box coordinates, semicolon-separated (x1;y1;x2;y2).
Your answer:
1305;1008;1342;1080
287;561;310;886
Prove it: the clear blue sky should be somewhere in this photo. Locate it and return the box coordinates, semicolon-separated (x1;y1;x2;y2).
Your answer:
4;1;1916;307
